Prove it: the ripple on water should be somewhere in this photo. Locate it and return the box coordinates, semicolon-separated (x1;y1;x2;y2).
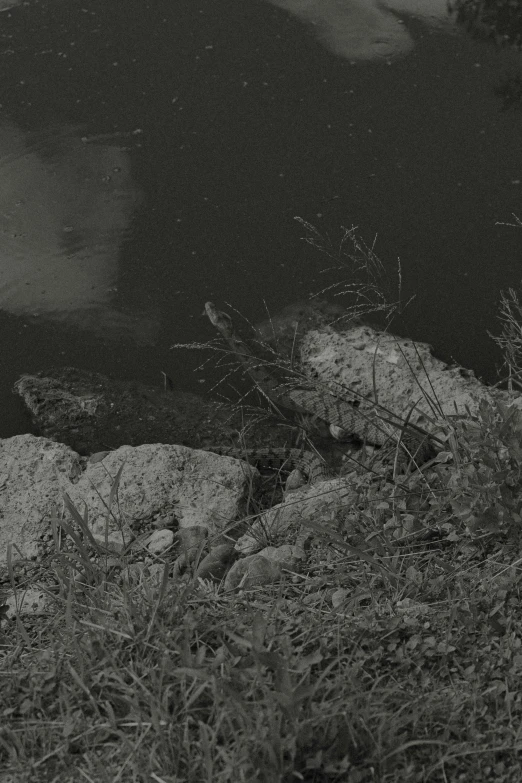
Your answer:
0;123;157;345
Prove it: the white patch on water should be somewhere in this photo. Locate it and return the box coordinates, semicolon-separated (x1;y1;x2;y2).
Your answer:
0;123;157;344
263;0;454;61
0;0;21;10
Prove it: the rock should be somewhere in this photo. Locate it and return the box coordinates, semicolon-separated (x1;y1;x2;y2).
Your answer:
219;545;304;594
4;586;51;618
0;435;256;566
300;324;522;430
13;367;297;456
224;554;282;591
284;468;307;493
146;529;175;556
0;435;82;562
66;443;255;538
256;544;306;570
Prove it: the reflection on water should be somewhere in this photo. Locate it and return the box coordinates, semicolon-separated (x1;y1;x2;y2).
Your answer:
0;123;157;345
0;0;519;440
263;0;453;60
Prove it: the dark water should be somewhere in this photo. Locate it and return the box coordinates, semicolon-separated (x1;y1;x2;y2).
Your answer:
1;0;522;437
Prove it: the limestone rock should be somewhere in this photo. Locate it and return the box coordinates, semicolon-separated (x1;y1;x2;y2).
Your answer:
146;529;175;556
0;435;255;565
300;324;522;429
221;543;305;595
0;435;82;563
64;443;254;538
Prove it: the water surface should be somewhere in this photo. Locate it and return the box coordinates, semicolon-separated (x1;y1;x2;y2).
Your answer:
1;0;522;436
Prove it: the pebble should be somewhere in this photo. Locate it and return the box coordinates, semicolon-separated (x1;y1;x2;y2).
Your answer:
146;529;175;555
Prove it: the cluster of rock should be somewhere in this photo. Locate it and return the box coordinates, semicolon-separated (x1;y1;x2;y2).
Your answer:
2;319;521;621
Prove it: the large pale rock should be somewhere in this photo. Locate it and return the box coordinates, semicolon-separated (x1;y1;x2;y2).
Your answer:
67;444;254;538
0;435;82;562
0;435;255;564
300;324;522;427
256;544;306;569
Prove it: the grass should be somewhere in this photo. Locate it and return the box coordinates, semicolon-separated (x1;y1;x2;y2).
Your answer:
4;408;522;782
4;408;522;783
4;227;522;781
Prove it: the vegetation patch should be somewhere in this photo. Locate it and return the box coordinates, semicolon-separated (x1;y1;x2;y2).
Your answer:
4;225;522;781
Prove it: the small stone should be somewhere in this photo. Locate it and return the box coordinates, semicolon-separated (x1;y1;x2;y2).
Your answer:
257;544;305;570
329;424;349;441
224;555;281;591
89;520;133;553
4;587;51;618
146;529;175;555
